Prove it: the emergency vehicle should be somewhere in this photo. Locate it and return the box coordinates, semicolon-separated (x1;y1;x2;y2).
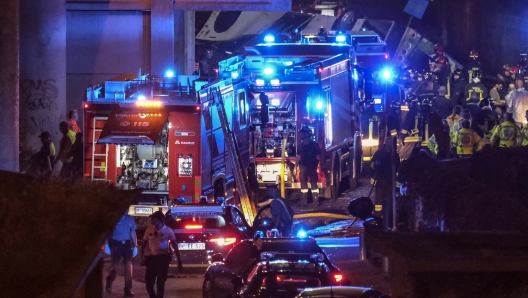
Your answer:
83;74;256;224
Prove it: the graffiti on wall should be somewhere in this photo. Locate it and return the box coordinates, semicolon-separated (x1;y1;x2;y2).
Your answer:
20;79;59;111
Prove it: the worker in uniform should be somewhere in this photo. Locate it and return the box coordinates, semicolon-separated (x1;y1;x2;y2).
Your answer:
450;69;466;105
463;91;482;120
105;211;138;297
472;98;498;147
464;70;488;102
401;95;421;140
386;100;402;138
28;131;56;177
371;137;399;215
463;50;483;83
418;80;437;103
490;112;521;147
420;98;433;142
454;119;483;157
257;186;294;236
520;110;528;146
427;119;451;159
432;44;451;87
296;126;322;207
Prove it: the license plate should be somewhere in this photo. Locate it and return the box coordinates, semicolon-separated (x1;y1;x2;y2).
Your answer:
135;207;153;215
178;243;206;250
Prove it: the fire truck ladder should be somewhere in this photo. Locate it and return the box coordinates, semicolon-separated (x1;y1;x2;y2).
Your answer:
91;117;109;181
212;87;256;225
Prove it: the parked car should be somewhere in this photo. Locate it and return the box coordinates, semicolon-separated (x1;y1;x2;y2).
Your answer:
295;286;388;298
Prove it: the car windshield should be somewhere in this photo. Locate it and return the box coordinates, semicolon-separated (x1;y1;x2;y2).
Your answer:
171;214;226;229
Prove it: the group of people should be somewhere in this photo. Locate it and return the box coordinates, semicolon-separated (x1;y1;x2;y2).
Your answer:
395;46;528;158
27;109;83;178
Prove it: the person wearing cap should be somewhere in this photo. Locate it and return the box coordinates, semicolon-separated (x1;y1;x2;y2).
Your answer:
67;109;81;133
139;210;182;298
52;121;76;177
295;126;322;207
450;69;466;105
432;86;451;119
257;185;294;237
104;211;137;297
29;131;56;176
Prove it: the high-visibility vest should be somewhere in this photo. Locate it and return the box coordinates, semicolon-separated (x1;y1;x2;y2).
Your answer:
491;121;520;147
521;125;528;146
456;128;481;155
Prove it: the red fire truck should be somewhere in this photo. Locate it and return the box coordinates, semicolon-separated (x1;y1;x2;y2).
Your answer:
83;74;256;223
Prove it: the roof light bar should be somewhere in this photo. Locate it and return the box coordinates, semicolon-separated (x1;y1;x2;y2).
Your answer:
136;101;162;108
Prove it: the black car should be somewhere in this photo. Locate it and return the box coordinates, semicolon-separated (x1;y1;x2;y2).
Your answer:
203;237;345;298
233;253;336;298
166;204;253;265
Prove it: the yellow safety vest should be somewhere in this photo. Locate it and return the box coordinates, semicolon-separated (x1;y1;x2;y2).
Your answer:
490;121;520;147
521;125;528;146
456;128;481;155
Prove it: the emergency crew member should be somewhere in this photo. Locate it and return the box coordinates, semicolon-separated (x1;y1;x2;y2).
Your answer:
521;110;528;146
463;50;483;83
105;211;138;297
450;69;466;105
401;95;421;139
52;121;76;177
257;186;294;236
464;92;482;119
490;112;521;147
454;120;483;157
296;126;322;207
30;131;56;177
67;109;81;133
139;211;183;298
472;98;498;146
432;86;452;119
464;70;488;101
386;101;401;138
371;137;399;215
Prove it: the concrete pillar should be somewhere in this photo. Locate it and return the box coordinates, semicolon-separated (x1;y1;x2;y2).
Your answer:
19;0;67;169
151;0;175;76
0;0;20;172
184;11;196;75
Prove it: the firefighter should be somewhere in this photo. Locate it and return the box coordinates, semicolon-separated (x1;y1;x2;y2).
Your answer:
463;91;482;120
432;44;450;87
386;101;401;138
454;119;483;157
371;137;399;215
450;69;466;105
472;98;498;147
259;92;269;126
401;95;421;141
463;50;483;83
490;112;521;147
295;126;322;207
418;80;437;103
427;120;451;159
464;70;488;102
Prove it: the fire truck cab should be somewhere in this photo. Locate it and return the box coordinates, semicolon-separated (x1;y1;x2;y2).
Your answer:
219;33;363;199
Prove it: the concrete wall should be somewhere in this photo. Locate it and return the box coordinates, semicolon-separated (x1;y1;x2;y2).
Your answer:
19;0;67;167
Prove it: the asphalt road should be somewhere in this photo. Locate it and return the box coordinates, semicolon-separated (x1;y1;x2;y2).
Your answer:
101;237;379;298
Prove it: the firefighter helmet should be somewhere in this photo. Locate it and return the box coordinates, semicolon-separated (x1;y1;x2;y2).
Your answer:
453;69;462;76
299;126;313;137
503;64;511;71
469;50;479;60
472;69;482;78
510;66;519;75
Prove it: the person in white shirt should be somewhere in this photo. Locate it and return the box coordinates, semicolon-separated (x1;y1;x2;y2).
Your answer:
508;78;528;128
139;211;182;298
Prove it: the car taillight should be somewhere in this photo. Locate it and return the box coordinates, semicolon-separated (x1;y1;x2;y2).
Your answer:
333;273;343;283
210;237;237;246
185;224;203;230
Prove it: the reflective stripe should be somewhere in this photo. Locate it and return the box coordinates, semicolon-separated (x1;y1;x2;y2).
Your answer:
301;189;309;193
375;205;382;212
312;189;319;193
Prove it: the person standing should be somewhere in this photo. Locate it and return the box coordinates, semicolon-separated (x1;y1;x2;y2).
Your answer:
449;69;466;105
105;212;138;297
454;120;483;157
257;186;294;236
508;77;528;128
67;109;81;133
296;126;322;207
520;110;528;146
432;86;452;119
27;131;56;177
464;70;488;101
52;121;76;178
490;112;521;147
140;211;183;298
371;137;399;215
463;50;483;83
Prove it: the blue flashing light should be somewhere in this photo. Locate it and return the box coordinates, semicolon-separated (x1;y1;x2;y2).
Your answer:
336;35;346;43
137;94;146;102
297;230;307;238
263;67;274;76
165;70;175;78
315;100;324;110
231;72;239;79
264;34;275;43
382;69;392;80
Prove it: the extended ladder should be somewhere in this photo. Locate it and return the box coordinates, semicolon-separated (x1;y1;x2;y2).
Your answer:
212;87;256;225
91;117;109;181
